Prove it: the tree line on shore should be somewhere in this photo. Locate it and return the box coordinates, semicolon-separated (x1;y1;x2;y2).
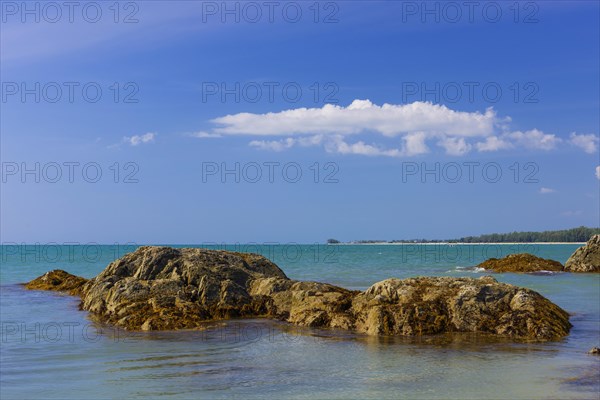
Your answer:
327;226;600;244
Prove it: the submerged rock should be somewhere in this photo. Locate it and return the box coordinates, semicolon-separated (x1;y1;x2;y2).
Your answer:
565;235;600;273
477;253;564;273
25;246;572;340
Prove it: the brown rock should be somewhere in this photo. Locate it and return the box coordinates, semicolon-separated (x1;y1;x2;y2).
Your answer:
25;246;572;340
258;276;571;340
24;269;88;296
80;246;287;330
589;347;600;355
477;253;564;273
565;235;600;272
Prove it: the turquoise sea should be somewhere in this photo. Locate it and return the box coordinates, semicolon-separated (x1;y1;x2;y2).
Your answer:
1;244;599;399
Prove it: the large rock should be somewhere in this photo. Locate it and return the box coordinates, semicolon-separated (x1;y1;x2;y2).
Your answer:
81;246;287;330
565;235;600;272
477;253;564;273
251;275;571;340
25;246;572;340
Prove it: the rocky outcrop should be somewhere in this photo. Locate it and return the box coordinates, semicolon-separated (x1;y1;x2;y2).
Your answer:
478;240;600;273
477;253;564;273
81;247;287;330
251;275;571;339
25;246;572;341
25;269;88;296
565;235;600;272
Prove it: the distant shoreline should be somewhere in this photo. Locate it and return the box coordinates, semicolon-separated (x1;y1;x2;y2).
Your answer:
330;242;586;245
326;227;598;246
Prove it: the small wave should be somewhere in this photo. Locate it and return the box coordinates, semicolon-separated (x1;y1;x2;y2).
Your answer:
448;266;486;273
529;270;563;276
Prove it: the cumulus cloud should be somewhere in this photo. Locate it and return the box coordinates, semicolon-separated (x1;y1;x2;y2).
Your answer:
402;132;430;156
437;137;472;156
596;166;600;180
539;187;556;194
570;133;599;154
250;135;324;152
189;131;222;139
212;100;497;137
250;138;296;152
189;100;596;157
505;129;560;150
475;136;513;152
125;132;156;146
324;136;402;157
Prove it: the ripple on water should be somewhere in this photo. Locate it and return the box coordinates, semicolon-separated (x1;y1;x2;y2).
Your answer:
1;244;599;400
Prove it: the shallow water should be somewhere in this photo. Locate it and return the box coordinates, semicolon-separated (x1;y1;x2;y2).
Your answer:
1;244;599;399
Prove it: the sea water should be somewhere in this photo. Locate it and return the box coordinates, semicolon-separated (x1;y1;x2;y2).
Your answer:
1;244;599;399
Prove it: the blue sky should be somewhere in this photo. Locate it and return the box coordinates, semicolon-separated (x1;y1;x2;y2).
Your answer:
1;0;599;243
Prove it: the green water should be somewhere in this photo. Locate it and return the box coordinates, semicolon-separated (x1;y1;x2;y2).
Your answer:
1;244;598;399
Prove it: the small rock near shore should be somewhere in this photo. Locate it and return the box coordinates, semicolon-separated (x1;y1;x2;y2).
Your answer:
477;253;564;273
25;269;88;296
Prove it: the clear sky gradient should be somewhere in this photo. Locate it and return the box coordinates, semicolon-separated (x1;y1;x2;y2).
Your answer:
1;1;599;243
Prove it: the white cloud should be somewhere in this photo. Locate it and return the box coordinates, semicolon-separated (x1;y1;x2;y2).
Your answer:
325;136;402;157
402;132;429;156
191;100;597;158
125;132;156;146
211;100;496;137
570;133;599;154
189;131;222;139
539;187;556;194
506;129;560;150
475;136;513;152
249;138;296;152
437;137;471;156
252;134;429;158
295;135;325;147
595;166;600;180
249;135;324;152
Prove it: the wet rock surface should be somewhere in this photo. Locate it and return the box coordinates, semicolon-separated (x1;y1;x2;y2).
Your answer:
477;253;564;273
26;246;572;340
25;269;88;296
80;246;287;330
565;235;600;272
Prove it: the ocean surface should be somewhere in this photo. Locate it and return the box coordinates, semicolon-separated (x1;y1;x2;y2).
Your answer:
1;244;599;399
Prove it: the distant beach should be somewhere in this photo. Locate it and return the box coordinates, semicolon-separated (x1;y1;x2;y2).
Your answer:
332;242;587;245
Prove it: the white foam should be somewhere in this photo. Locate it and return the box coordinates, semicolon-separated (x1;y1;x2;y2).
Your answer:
529;270;562;275
450;266;486;273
